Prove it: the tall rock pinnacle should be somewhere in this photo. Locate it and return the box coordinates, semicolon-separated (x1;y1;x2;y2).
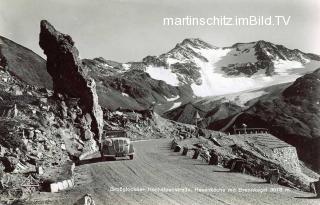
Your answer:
39;20;103;144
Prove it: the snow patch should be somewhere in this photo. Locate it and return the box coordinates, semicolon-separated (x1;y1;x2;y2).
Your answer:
146;65;179;86
103;63;112;68
224;90;268;106
165;95;179;102
168;102;182;110
114;111;123;116
121;93;129;97
198;89;269;107
166;58;180;66
273;60;304;75
122;63;131;70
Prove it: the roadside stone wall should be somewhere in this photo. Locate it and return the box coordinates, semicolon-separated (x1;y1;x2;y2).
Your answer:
270;146;301;172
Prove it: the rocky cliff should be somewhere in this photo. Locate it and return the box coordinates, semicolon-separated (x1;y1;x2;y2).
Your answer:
39;20;103;146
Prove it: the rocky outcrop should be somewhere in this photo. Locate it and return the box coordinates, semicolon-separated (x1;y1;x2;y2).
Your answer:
282;68;320;104
39;20;103;147
221;61;274;76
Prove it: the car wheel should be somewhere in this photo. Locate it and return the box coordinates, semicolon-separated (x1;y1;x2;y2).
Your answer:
129;155;134;160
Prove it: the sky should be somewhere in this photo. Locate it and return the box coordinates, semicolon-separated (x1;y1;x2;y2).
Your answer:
0;0;319;62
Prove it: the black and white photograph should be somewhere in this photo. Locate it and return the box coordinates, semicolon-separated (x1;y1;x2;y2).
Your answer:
0;0;319;204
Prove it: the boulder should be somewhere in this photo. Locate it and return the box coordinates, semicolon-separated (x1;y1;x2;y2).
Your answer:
1;104;18;118
268;169;280;184
174;145;181;152
74;194;96;205
0;156;19;172
39;20;103;145
192;149;200;159
209;152;219;165
83;130;94;141
314;178;320;198
182;147;188;155
27;129;35;139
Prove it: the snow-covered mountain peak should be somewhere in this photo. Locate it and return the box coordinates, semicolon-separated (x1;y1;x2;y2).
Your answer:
160;38;218;64
93;39;320;98
145;39;320;96
178;38;216;50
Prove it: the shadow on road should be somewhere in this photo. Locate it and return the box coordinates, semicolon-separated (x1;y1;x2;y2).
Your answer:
246;181;268;184
168;153;183;156
212;170;231;173
159;147;172;151
294;196;319;199
160;145;171;149
193;163;210;166
76;157;116;166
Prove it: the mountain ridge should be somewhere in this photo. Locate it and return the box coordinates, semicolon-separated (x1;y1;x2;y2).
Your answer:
0;35;52;89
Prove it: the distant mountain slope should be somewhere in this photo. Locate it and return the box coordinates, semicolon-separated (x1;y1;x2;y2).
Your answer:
0;36;52;88
163;82;290;126
209;68;320;171
163;101;242;127
163;102;205;124
83;57;194;111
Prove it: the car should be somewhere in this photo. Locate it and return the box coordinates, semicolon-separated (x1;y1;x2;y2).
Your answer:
100;130;134;160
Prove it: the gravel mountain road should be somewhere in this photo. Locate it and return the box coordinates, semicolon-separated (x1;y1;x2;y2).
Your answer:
31;139;319;205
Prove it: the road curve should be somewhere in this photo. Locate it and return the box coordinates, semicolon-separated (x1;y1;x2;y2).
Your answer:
220;112;243;132
31;139;318;205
